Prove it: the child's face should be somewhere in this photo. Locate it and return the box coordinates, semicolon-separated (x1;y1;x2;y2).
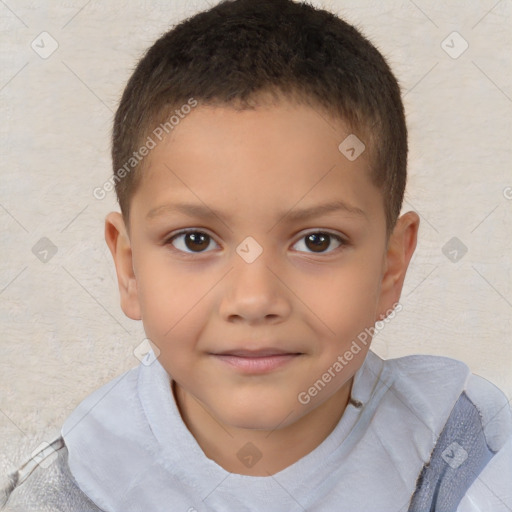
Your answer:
106;100;418;432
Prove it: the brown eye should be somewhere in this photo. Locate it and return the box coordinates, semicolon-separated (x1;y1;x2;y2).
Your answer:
293;232;344;254
169;231;217;253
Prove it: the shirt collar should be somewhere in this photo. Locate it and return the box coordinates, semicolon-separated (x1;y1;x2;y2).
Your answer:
62;349;389;510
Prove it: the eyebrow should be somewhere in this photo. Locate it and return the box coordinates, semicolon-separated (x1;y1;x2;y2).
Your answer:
146;199;366;223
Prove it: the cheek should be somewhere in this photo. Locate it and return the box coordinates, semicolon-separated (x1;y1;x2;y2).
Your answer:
133;251;204;338
133;252;221;376
296;256;383;347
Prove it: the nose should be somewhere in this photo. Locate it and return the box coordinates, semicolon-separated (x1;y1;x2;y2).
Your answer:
218;252;292;325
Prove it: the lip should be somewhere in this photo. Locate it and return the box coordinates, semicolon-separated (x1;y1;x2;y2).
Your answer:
210;348;302;373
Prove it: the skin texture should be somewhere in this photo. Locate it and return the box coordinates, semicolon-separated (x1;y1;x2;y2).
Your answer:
105;100;419;476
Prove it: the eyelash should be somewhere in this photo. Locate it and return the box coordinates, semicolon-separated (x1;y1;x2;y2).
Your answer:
164;228;348;256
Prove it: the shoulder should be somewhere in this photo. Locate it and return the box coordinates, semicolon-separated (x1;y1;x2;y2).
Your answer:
385;351;471;386
384;353;511;444
385;353;512;511
1;437;102;512
456;436;512;511
380;352;511;446
377;352;472;430
1;367;142;512
464;372;512;452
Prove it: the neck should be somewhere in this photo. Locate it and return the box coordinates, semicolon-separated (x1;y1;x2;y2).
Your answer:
172;378;353;476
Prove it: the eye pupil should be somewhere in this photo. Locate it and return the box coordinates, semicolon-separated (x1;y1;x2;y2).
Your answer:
185;232;210;252
306;233;330;252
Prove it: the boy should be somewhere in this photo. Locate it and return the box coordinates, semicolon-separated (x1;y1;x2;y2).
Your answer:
2;0;511;510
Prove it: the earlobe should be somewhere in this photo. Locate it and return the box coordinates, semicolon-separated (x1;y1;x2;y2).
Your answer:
376;211;420;320
104;212;142;321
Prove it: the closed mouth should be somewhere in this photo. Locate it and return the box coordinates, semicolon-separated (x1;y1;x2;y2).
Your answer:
212;349;302;357
210;349;302;373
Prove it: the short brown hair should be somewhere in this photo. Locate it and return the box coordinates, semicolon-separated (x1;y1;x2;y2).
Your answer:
112;0;407;234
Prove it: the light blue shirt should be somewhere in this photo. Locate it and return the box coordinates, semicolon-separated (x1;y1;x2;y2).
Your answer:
58;350;512;511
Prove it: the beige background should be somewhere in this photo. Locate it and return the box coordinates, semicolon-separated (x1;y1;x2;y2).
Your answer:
1;0;511;477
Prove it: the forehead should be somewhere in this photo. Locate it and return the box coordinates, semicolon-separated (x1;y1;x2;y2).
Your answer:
131;101;384;230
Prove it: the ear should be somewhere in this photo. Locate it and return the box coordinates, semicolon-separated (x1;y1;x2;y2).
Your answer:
376;211;420;320
104;212;141;321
